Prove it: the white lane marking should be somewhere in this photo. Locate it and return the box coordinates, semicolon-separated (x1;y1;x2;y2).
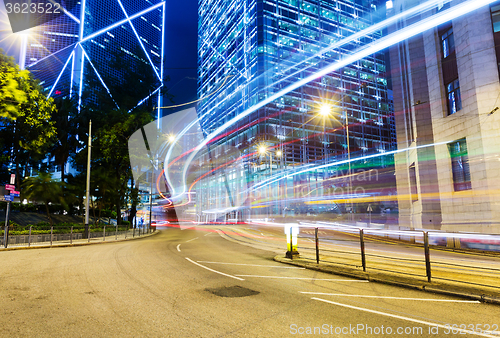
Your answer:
185;237;199;243
185;257;244;281
176;244;181;252
235;275;368;281
300;292;480;303
197;261;305;269
204;233;211;236
312;298;496;338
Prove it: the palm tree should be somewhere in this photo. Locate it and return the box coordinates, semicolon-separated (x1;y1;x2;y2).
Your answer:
21;171;66;226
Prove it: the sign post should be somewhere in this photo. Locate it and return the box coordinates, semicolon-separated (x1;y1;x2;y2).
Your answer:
10;174;15;185
3;195;11;248
367;204;373;226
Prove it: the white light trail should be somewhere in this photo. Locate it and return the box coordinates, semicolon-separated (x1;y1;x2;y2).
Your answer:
197;0;454;124
176;0;495;202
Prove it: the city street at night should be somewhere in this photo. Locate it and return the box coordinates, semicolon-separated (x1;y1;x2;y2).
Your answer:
1;227;499;337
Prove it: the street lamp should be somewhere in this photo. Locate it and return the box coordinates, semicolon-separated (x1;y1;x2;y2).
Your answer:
258;145;274;218
319;106;352;223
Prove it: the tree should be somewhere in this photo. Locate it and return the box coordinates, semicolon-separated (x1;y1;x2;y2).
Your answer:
50;97;80;182
0;50;57;187
0;50;27;120
21;171;66;226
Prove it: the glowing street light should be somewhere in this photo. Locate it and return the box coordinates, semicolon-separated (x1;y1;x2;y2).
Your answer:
319;104;331;117
168;134;176;143
258;145;268;155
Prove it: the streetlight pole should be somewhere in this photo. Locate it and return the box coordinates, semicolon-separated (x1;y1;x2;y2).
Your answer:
84;120;92;239
345;111;352;224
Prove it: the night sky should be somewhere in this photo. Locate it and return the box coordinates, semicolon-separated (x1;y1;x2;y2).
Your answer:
163;0;199;111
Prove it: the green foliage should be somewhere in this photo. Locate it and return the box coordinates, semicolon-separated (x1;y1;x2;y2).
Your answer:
21;172;67;226
0;51;27;120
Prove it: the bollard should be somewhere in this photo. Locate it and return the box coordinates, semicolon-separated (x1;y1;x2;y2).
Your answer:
103;225;106;241
360;229;366;272
50;226;53;246
70;226;73;245
115;224;118;240
424;231;432;282
88;227;91;242
315;227;319;264
28;226;32;247
290;226;293;260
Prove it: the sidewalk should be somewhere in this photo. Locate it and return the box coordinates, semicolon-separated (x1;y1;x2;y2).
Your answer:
209;224;500;304
0;229;159;251
274;252;500;304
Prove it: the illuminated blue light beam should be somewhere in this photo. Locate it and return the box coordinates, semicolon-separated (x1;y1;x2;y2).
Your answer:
47;50;74;98
175;0;496;201
116;0;161;81
127;86;162;113
27;43;77;69
80;2;164;44
61;5;80;24
81;49;120;109
197;0;454;124
159;2;166;126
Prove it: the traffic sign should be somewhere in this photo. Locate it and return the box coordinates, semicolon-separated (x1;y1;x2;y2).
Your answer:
5;184;15;190
4;195;13;202
367;204;373;212
12;191;20;195
10;174;15;185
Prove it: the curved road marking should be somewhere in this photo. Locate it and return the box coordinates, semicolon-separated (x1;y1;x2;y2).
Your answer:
235;275;368;281
197;261;305;269
312;297;496;338
185;257;244;281
300;292;479;303
177;244;181;252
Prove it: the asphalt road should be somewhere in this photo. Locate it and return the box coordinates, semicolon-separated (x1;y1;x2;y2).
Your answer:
1;227;499;337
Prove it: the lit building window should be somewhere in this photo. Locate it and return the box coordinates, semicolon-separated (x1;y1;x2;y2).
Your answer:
440;27;455;58
446;78;461;115
448;138;471;191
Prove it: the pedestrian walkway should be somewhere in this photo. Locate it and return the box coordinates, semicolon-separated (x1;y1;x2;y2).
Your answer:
0;228;157;250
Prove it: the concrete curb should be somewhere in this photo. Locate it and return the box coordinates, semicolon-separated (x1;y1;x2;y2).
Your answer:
274;255;500;305
0;230;159;251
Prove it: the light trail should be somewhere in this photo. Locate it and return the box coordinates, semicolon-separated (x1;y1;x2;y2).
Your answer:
177;0;496;201
197;0;456;125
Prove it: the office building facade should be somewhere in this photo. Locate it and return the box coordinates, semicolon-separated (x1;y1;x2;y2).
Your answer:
196;0;395;219
389;0;500;233
21;0;166;114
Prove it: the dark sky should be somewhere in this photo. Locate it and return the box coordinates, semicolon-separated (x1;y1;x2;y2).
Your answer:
163;0;199;110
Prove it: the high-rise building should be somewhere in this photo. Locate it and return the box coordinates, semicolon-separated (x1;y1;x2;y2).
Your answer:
21;0;166;115
389;0;500;233
195;0;395;219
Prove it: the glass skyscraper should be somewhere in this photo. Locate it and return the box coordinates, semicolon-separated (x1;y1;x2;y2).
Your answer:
196;0;394;220
21;0;166;115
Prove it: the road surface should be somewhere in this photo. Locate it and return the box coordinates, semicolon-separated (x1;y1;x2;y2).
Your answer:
0;227;499;337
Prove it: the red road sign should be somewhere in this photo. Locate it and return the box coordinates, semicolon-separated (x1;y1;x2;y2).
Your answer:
5;184;15;190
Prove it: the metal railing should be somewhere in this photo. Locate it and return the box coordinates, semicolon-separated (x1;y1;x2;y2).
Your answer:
1;225;154;249
290;223;500;290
